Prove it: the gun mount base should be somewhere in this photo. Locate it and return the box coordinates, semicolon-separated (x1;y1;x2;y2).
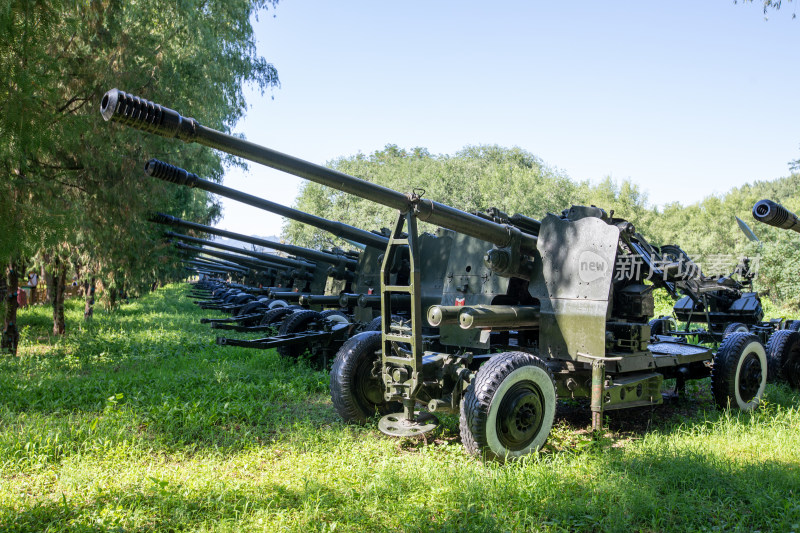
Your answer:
378;411;438;437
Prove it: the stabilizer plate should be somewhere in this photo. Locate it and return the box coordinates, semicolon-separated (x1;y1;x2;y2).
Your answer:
378;411;439;437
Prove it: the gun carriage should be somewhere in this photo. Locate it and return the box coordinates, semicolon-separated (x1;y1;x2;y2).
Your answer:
144;161;454;366
102;89;770;460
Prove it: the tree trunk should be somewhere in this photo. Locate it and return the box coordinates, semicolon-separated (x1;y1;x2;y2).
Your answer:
108;287;118;310
1;262;20;355
83;275;95;320
43;264;53;304
51;257;66;335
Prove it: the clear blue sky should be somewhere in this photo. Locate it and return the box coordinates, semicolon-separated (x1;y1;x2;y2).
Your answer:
217;0;800;238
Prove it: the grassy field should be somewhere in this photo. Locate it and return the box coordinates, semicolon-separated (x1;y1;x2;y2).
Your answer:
1;284;799;532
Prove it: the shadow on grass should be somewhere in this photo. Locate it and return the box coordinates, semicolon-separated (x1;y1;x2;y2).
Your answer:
0;285;336;454
0;446;798;532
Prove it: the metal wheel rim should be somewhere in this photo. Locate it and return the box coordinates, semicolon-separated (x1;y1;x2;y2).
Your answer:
355;354;383;408
496;381;545;451
738;352;763;403
787;352;800;388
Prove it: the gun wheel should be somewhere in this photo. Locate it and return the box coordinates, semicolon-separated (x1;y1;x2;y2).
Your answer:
257;307;294;327
277;310;323;360
723;322;750;338
319;309;350;326
460;351;556;462
711;332;767;410
765;329;800;388
364;314;402;332
330;331;398;423
235;300;270;318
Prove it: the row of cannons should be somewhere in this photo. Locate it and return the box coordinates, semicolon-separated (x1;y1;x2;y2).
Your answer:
101;89;800;461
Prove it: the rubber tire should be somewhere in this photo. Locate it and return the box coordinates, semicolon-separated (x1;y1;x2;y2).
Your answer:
277;310;323;359
330;331;398;423
231;293;253;305
711;332;767;410
765;329;800;388
787;320;800;332
257;307;295;327
364;315;403;332
235;300;268;317
460;351;556;462
365;316;383;332
723;322;750;338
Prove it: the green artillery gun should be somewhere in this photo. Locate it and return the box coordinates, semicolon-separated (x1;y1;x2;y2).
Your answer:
184;259;247;277
144;159;390;325
179;251;278;300
168;232;310;315
144;160;453;365
171;241;297;310
749;198;800;389
167;231;325;301
651;247;771;342
158;217;352;330
102;88;770;460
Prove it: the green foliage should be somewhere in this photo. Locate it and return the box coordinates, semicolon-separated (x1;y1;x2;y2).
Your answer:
285;144;581;250
286;142;800;311
1;285;799;531
649;174;800;309
0;0;280;303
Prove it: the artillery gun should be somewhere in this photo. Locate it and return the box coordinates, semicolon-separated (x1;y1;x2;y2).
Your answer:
152;211;361;323
171;241;296;310
650;248;771;341
143;160;454;365
159;218;352;331
102;89;769;460
167;231;326;312
144;159;391;324
749;198;800;389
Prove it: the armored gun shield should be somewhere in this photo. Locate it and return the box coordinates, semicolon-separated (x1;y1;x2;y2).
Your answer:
529;214;620;361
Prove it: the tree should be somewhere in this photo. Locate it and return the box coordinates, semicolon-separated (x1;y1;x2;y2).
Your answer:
736;0;796;18
284;144;580;249
0;0;280;350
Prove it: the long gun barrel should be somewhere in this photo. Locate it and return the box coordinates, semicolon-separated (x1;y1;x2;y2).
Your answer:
752;199;800;234
185;259;247;274
169;232;314;270
145;159;389;250
174;241;294;273
190;257;251;272
101;89;537;254
184;261;245;275
152;213;357;269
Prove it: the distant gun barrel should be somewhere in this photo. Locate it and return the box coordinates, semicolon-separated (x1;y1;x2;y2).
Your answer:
188;256;259;273
101;89;537;254
167;231;314;270
184;259;247;274
752;199;800;234
184;260;245;275
173;242;292;273
145;159;389;249
152;213;357;269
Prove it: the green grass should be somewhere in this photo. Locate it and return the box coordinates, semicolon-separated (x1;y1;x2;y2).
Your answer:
1;285;799;532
